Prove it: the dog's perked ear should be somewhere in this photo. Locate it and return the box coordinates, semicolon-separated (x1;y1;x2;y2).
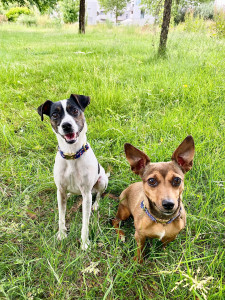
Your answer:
124;143;150;176
171;135;195;173
70;94;90;111
37;100;53;121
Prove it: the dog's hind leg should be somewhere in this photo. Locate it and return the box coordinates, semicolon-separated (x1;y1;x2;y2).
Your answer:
92;173;109;211
92;191;101;211
57;189;68;240
112;203;131;241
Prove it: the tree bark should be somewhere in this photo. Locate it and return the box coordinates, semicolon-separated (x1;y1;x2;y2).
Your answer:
79;0;85;34
115;7;118;24
158;0;172;55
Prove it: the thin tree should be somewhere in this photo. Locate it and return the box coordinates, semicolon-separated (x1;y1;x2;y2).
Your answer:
79;0;85;34
143;0;209;55
158;0;172;55
142;0;173;55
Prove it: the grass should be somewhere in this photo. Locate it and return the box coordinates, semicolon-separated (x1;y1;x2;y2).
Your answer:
0;23;224;299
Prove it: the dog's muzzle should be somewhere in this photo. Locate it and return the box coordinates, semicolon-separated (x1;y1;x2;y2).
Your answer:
61;123;76;143
61;122;84;144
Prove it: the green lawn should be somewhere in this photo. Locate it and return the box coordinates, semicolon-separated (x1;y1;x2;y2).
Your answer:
0;24;224;299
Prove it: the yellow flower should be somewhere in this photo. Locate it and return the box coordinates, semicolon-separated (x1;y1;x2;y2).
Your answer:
183;84;188;88
33;145;43;150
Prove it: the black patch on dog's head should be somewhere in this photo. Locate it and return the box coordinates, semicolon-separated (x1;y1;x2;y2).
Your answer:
65;98;85;133
49;102;65;133
70;94;90;111
38;100;65;133
66;97;83;116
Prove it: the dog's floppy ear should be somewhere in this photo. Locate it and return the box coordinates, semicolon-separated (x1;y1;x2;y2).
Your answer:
37;100;53;121
70;94;90;111
124;143;150;176
171;135;195;173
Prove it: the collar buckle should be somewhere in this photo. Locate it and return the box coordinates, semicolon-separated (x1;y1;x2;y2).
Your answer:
63;153;75;159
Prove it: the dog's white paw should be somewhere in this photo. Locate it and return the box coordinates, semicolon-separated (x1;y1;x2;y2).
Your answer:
92;201;99;211
57;230;67;240
120;235;125;242
81;239;90;250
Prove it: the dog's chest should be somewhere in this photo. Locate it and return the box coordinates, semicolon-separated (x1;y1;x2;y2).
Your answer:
54;151;98;194
148;224;167;240
65;166;83;194
140;217;184;241
65;161;94;193
155;229;166;240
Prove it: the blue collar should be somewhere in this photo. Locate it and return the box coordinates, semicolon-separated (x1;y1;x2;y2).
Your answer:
140;201;181;224
58;143;89;160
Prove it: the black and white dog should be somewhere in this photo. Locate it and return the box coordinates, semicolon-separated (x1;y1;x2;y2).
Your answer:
38;94;108;249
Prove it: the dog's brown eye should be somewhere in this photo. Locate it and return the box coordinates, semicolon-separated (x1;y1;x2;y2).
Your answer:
52;112;59;119
172;177;181;187
72;109;78;116
147;178;158;187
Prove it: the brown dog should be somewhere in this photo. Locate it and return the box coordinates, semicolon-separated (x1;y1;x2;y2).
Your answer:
112;136;195;262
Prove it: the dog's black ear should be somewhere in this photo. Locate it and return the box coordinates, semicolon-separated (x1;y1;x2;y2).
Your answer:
37;100;53;121
171;135;195;173
70;94;90;111
124;143;150;176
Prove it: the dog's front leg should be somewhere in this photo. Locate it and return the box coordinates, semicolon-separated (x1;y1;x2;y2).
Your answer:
57;188;67;240
134;231;146;263
81;191;92;250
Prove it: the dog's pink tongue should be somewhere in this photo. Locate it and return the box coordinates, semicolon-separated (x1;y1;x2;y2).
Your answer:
65;133;76;141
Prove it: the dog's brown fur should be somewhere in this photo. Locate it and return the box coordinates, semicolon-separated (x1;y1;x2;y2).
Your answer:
112;136;195;262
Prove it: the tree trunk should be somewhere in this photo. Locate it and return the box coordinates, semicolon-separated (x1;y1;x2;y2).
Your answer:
158;0;172;55
79;0;85;34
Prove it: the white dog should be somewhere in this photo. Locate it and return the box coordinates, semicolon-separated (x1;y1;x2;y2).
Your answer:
38;94;108;249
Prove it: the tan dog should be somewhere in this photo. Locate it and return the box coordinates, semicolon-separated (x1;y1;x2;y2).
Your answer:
112;136;195;262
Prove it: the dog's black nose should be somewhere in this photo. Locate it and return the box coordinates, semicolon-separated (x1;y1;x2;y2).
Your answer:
62;122;72;131
162;199;174;210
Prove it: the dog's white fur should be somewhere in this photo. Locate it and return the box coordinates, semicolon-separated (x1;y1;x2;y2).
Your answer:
54;100;108;249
